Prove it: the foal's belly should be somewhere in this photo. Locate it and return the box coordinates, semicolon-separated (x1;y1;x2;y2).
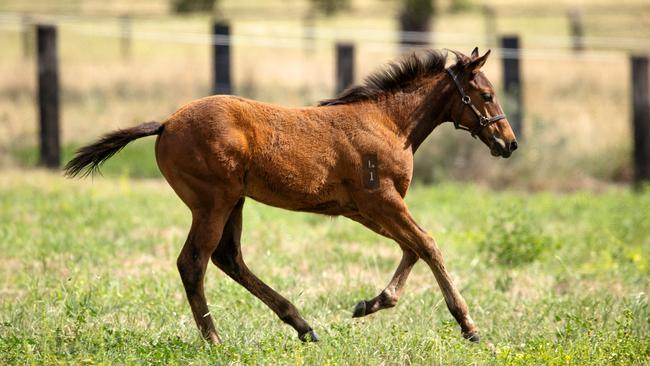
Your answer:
243;167;357;216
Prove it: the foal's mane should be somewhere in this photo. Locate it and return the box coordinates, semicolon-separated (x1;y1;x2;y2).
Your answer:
318;49;450;106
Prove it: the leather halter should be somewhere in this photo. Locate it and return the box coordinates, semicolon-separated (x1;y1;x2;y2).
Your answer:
446;68;506;138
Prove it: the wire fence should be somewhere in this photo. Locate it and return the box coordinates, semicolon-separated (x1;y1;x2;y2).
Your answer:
0;10;649;186
0;12;649;60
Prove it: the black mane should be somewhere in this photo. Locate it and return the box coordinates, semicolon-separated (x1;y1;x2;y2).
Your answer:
318;49;450;106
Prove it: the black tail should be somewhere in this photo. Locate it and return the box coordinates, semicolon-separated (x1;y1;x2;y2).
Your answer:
64;121;164;178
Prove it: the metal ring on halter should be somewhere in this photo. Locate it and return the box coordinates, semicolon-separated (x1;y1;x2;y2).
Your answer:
461;95;471;104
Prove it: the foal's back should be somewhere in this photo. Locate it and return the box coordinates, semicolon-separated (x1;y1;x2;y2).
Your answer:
155;95;407;214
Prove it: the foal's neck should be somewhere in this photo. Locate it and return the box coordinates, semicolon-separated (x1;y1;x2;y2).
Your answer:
378;73;454;153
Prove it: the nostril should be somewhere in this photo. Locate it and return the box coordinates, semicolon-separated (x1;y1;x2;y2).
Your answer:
510;140;518;151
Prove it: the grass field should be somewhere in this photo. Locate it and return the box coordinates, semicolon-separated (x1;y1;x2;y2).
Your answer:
1;1;650;364
0;168;648;364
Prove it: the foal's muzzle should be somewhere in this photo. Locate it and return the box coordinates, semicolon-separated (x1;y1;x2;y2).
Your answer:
490;136;518;158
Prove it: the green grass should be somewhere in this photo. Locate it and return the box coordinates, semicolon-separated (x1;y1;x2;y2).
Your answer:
0;171;649;365
11;138;162;179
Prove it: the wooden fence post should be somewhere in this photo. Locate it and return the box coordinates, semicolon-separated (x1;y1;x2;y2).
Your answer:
568;9;584;53
302;10;315;55
483;6;497;48
37;24;60;168
22;14;33;60
336;42;354;94
212;21;231;95
631;55;650;186
501;35;523;138
120;14;132;60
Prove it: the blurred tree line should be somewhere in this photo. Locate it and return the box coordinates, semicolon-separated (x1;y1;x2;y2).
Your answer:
172;0;217;13
170;0;439;37
308;0;437;45
170;0;473;50
170;0;471;47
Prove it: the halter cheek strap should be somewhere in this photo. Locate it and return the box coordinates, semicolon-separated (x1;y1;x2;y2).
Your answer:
446;68;506;138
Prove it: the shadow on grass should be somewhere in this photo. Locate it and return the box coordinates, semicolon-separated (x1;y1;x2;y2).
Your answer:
11;138;161;179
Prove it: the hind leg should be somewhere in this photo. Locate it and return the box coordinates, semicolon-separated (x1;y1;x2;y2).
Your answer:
155;118;250;343
177;196;239;344
211;198;317;342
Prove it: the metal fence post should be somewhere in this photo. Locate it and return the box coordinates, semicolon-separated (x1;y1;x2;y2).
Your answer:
37;24;60;168
212;21;231;95
631;55;650;186
568;9;585;53
501;35;523;138
336;42;354;94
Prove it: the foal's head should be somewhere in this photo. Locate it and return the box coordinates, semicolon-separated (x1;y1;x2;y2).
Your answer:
446;48;518;158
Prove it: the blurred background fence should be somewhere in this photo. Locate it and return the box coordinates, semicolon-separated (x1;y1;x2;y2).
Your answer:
1;0;650;190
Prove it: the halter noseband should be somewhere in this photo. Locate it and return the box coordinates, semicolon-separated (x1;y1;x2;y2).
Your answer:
446;68;506;139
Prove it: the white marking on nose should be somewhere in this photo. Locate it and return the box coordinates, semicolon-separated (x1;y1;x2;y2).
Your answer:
492;135;506;150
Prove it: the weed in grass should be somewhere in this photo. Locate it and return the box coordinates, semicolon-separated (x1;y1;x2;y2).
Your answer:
479;203;554;267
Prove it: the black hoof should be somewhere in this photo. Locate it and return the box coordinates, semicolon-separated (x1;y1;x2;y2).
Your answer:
463;331;480;343
352;301;366;318
299;329;319;342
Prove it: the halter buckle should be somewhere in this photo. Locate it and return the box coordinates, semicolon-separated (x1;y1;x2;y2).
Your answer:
461;95;471;105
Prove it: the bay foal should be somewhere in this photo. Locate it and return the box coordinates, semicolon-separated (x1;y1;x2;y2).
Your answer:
66;48;517;344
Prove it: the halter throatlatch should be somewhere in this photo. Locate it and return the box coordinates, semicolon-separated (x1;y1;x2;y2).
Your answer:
446;68;506;139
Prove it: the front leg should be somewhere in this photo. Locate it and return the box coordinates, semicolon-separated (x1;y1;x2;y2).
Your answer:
346;214;419;317
352;248;418;317
356;191;479;342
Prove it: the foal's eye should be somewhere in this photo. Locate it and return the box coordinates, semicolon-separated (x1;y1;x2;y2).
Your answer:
481;93;493;102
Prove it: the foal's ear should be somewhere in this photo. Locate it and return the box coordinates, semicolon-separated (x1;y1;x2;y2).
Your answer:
467;49;491;73
446;49;471;65
471;47;479;58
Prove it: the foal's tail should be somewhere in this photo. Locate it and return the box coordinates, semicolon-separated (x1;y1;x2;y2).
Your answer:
64;121;164;178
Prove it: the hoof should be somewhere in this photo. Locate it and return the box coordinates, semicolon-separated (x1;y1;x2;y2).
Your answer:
207;333;222;345
352;301;366;318
463;331;480;343
299;329;319;343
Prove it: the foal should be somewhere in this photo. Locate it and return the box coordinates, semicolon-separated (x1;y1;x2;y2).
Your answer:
66;48;517;344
